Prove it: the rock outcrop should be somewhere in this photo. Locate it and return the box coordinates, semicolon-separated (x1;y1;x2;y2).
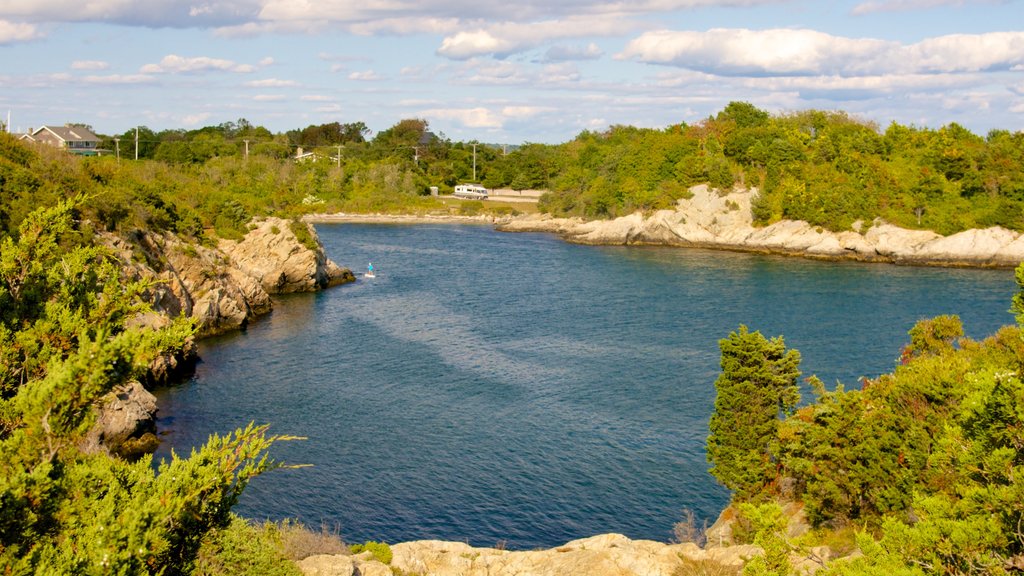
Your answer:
92;217;354;455
102;217;354;338
82;380;160;459
295;534;782;576
498;185;1024;267
220;218;353;294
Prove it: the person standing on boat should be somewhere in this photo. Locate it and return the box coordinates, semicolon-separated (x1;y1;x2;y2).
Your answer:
368;262;374;274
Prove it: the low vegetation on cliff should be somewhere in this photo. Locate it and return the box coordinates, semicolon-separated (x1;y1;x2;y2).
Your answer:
706;276;1024;574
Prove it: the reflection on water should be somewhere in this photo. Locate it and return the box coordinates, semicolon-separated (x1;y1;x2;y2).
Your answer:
155;224;1014;549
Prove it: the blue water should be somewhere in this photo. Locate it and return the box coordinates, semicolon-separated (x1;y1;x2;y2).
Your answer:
154;223;1015;549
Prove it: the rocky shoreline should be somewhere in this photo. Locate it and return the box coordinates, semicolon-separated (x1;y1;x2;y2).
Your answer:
92;217;355;458
308;187;1024;268
496;185;1024;268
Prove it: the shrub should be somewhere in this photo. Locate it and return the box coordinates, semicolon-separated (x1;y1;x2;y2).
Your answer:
288;220;319;251
194;516;302;576
350;541;393;564
278;520;347;560
459;200;484;216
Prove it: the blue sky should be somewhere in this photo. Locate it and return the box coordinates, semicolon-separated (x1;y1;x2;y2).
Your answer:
1;0;1022;144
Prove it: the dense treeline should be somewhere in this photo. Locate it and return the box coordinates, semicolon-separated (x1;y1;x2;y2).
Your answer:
62;102;1024;237
538;103;1024;235
707;297;1024;573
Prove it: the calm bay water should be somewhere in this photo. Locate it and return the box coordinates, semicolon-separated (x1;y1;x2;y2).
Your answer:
154;224;1014;549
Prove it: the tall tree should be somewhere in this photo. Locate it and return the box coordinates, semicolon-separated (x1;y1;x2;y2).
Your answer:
707;325;801;501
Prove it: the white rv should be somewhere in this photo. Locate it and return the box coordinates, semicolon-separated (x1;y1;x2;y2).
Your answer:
453;184;488;199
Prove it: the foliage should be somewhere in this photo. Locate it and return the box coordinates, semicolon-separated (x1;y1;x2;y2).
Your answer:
194;516;305;576
288;220;319;252
707;326;801;501
712;262;1024;573
0;199;287;574
350;540;393;564
738;503;791;576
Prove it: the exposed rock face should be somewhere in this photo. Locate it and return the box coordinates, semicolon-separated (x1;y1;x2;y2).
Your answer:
295;534;771;576
82;381;159;459
93;218;354;455
220;218;354;294
102;217;353;338
498;185;1024;267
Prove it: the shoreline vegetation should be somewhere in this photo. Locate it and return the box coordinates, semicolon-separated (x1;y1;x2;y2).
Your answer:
2;104;1024;574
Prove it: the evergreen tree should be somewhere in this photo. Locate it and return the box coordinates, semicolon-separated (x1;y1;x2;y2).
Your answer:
707;325;801;501
0;199;289;574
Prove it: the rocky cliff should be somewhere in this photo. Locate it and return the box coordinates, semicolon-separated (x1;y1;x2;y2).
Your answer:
296;532;828;576
498;185;1024;267
92;217;354;456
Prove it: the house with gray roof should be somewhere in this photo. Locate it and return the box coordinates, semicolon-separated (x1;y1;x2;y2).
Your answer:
20;125;103;155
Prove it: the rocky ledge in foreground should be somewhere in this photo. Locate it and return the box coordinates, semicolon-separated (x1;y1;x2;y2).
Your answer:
498;185;1024;267
297;532;828;576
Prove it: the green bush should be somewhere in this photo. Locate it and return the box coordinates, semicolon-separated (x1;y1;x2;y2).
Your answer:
350;541;393;564
194;516;303;576
288;220;319;251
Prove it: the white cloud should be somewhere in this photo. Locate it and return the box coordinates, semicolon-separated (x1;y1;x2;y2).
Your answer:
619;28;1024;77
0;0;263;28
253;94;286;101
0;0;787;29
258;56;275;66
348;17;461;36
543;43;603;62
245;78;298;87
300;94;334;101
501;105;556;118
437;16;636;59
461;59;531;85
0;19;41;43
421;107;504;128
141;54;257;74
850;0;994;15
182;112;213;126
348;70;383;81
71;60;109;70
81;74;156;85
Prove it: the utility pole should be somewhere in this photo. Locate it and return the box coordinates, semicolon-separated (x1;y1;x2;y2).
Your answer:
472;143;477;182
243;139;250;161
336;144;342;169
412;146;419;164
134;126;139;160
114;138;120;163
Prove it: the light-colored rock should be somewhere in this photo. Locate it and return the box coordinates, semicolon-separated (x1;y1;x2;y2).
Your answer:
297;554;355;576
220;218;353;293
297;531;846;576
497;186;1024;267
387;533;747;576
355;561;393;576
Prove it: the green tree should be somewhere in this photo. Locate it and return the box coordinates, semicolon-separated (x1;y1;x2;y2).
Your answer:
0;199;288;574
707;326;801;501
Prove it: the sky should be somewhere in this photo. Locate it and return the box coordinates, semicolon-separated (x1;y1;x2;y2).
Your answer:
1;0;1022;144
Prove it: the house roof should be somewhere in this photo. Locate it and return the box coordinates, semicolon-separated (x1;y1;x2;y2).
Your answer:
33;125;100;143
